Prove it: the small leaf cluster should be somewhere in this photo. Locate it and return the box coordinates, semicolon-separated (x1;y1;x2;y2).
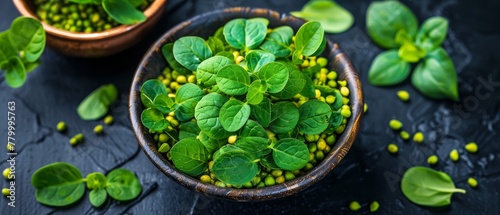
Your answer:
139;18;350;186
67;0;147;25
367;1;458;101
0;17;46;88
31;162;142;207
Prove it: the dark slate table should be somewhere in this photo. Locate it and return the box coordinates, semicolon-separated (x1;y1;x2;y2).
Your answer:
1;0;499;214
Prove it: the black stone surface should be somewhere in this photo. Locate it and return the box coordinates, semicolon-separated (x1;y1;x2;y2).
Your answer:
1;0;499;214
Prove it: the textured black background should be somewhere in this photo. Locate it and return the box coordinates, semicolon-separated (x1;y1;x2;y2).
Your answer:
1;0;500;214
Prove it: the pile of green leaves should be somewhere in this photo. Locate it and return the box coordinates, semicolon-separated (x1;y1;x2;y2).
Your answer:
401;166;466;207
291;0;354;34
0;17;46;88
67;0;147;24
140;18;347;186
366;1;459;101
32;162;142;207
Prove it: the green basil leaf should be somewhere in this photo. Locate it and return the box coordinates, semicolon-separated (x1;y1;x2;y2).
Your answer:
246;50;276;72
179;121;200;140
8;17;45;62
207;36;225;55
366;1;418;48
401;166;466;207
223;18;267;50
198;132;226;153
3;56;26;88
173;36;212;71
86;172;107;190
89;189;107;207
239;120;267;138
295;21;325;56
141;79;168;108
235;137;271;159
246;80;267;105
260;26;294;58
257;62;289;93
106;169;142;201
152;94;174;114
250;97;271;127
216;64;250;95
212;150;258;186
170;137;210;177
31;162;85;206
194;93;231;139
298;100;332;135
411;48;459;101
196;55;233;88
77;84;118;120
368;50;410;86
290;0;353;33
102;0;146;25
175;83;204;122
271;69;307;99
269;101;300;133
398;43;426;63
259;154;281;170
415;16;449;51
141;108;169;131
161;43;190;75
271;138;309;170
220;99;251;132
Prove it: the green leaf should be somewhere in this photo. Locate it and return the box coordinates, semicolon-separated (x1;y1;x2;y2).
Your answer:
77;84;118;120
331;90;344;110
366;1;418;48
246;50;275;72
257;62;289;93
198;132;226;153
271;69;307;99
141;108;169;131
401;166;466;207
196;55;234;88
128;0;143;7
175;83;204;122
207;36;225;54
223;18;267;50
86;172;107;190
8;17;45;62
271;138;309;170
294;21;325;56
219;99;251;132
212;150;258;186
216;64;250;95
161;43;190;75
260;26;294;58
250;97;271;127
246;80;267;105
89;189;107;207
140;79;168;108
213;145;245;161
194;93;231;139
235;137;271;159
0;31;17;64
173;36;212;71
398;43;426;63
298;100;332;135
170;138;210;177
3;56;26;88
31;162;85;206
106;169;142;201
216;51;234;60
269;102;300;133
368;50;410;86
259;154;280;170
153;94;174;114
249;17;269;26
102;0;146;25
290;0;354;33
179;121;200;140
327;111;343;132
411;48;459;101
239;120;267;138
415;16;449;51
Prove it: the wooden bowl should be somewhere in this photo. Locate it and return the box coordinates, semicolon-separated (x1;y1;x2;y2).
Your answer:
129;7;363;201
13;0;167;58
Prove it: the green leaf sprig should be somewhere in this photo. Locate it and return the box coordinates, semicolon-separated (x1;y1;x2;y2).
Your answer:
67;0;146;25
31;162;142;207
0;17;46;88
291;0;354;34
401;166;466;207
366;1;459;101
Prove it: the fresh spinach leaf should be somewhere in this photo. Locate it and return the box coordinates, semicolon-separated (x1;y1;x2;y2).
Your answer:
328;111;343;132
368;50;410;86
415;16;449;51
174;83;204;121
271;138;309;171
89;189;107;207
223;18;267;50
173;36;212;71
179;121;201;140
213;145;245;161
212;150;258;186
331;90;344;110
259;154;281;170
3;56;26;88
194;93;231;139
239;120;268;138
207;36;225;55
401;166;465;207
257;62;289;93
246;50;276;72
153;94;174;114
8;17;46;62
219;99;251;132
216;64;250;95
291;0;354;33
250;97;272;127
269;102;300;133
140;79;168;108
271;69;307;99
260;26;294;58
196;55;233;87
106;169;142;201
198;132;226;153
235;137;271;159
102;0;146;25
77;84;118;120
294;21;325;57
298;100;332;135
161;43;190;75
246;80;268;105
170;138;210;177
141;108;169;131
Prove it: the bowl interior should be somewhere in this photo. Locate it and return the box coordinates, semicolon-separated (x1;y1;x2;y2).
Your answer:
130;7;363;201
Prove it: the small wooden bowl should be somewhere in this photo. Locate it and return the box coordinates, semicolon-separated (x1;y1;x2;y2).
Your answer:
13;0;167;58
129;7;363;201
